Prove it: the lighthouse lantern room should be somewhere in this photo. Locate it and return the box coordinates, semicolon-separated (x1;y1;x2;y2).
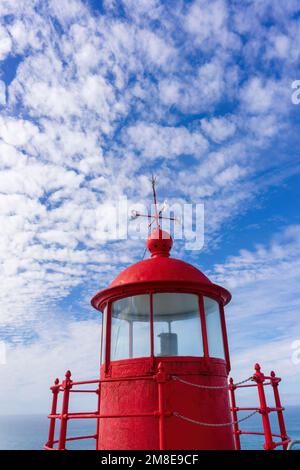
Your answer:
44;180;291;451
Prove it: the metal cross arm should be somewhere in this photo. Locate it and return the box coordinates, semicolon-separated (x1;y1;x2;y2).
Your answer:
130;175;179;230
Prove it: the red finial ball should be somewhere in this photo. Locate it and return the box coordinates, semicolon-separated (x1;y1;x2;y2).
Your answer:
146;228;173;258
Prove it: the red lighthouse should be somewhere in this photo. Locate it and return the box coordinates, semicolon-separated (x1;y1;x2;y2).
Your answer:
91;225;233;450
45;181;291;451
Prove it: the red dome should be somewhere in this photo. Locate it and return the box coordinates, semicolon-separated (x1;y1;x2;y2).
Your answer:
109;229;211;287
91;228;231;311
109;256;212;287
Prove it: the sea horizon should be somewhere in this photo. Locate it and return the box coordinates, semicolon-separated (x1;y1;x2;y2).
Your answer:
1;406;300;450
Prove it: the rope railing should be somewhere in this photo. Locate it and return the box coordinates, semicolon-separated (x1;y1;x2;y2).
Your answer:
171;373;257;431
173;410;258;428
172;375;254;389
171;363;291;450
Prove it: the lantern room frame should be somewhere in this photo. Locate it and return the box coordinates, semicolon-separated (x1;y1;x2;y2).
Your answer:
92;280;231;376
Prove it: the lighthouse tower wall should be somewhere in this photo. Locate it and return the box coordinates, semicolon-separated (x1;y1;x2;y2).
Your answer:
97;357;234;450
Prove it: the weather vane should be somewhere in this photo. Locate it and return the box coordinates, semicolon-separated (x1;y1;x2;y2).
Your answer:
130;175;178;231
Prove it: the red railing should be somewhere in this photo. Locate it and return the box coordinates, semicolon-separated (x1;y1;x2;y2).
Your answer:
45;362;291;450
229;363;290;450
44;363;168;450
44;371;101;450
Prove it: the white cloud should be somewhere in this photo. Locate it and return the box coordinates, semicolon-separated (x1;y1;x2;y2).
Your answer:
214;224;300;288
0;25;12;60
211;224;300;404
246;114;281;142
201;116;236;142
125;122;208;159
240;76;287;115
0;116;39;146
0;80;6;105
272;34;290;59
49;0;88;23
7;18;44;53
214;164;246;186
185;0;226;39
159;60;225;112
138;29;176;69
0;319;101;414
0;0;293;337
120;0;162;22
184;0;239;51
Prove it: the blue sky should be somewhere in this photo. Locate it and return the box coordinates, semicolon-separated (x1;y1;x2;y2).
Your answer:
0;0;300;415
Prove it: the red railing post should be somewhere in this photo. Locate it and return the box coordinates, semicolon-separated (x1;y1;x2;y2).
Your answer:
95;382;101;450
156;362;167;450
253;363;274;450
58;370;72;450
270;371;288;450
46;377;60;449
229;377;241;450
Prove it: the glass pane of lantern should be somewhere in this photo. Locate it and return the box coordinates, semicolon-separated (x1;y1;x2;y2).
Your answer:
101;305;107;364
204;296;225;359
153;293;203;357
110;295;150;361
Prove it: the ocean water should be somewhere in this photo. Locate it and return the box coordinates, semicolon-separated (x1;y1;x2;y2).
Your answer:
0;407;300;450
